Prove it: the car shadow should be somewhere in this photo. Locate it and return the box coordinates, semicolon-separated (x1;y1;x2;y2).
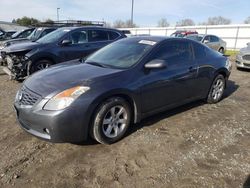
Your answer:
126;79;239;138
243;175;250;188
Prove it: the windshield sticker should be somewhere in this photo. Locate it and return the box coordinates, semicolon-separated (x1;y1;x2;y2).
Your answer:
139;40;156;46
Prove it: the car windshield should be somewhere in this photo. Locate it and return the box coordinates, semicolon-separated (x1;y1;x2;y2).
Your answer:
85;39;155;69
27;28;43;41
11;30;23;38
187;35;203;41
36;28;70;44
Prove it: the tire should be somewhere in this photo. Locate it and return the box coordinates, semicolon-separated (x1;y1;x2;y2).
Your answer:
207;74;225;104
91;97;131;144
218;47;224;54
28;59;53;75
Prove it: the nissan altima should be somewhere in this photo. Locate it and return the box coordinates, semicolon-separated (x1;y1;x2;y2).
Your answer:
14;37;232;144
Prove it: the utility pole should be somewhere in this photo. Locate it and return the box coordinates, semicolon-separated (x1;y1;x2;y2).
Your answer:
57;8;60;22
131;0;134;27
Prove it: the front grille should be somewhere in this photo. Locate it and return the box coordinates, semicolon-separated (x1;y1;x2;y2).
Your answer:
18;87;41;106
242;55;250;61
243;63;250;67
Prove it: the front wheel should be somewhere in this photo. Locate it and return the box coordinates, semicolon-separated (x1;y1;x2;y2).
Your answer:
28;59;53;75
91;97;131;144
207;74;225;104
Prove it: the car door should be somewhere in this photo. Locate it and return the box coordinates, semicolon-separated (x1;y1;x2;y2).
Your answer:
210;36;220;51
140;40;198;113
58;29;92;62
203;35;219;51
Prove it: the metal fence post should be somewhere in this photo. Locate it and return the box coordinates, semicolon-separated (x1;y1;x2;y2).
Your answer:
234;27;240;50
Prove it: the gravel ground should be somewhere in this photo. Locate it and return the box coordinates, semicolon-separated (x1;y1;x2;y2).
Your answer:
0;57;249;188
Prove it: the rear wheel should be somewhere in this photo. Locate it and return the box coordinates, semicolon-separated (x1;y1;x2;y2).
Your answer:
218;47;224;54
28;59;53;75
207;74;225;104
91;97;131;144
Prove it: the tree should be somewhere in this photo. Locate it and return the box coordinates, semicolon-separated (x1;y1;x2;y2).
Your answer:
205;16;231;25
176;19;195;26
44;19;54;24
244;17;250;24
157;18;169;27
113;20;137;28
15;16;40;26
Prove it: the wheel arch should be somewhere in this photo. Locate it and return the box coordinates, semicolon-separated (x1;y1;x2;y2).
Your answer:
88;90;140;128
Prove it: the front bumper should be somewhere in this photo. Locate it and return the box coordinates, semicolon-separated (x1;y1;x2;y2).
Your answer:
235;56;250;69
14;97;92;143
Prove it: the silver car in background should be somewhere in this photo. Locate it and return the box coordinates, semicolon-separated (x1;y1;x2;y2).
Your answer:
186;34;226;54
236;43;250;69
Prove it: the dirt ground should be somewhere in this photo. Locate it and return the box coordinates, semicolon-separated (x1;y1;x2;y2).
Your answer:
0;57;250;188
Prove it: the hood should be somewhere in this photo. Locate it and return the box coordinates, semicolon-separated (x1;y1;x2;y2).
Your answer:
240;46;250;55
4;41;44;54
24;60;123;98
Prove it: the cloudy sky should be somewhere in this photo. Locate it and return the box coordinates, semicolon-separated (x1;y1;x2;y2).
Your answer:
0;0;250;26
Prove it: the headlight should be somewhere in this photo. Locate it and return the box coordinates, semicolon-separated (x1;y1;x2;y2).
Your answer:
15;89;21;102
226;59;232;70
43;86;90;111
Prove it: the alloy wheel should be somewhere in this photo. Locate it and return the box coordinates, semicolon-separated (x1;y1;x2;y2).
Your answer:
102;105;128;138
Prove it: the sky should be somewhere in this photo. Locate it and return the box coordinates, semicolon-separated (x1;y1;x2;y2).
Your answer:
0;0;250;26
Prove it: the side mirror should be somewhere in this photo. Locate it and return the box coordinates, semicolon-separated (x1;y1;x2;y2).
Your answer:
144;59;166;69
203;39;210;44
61;39;72;46
247;42;250;46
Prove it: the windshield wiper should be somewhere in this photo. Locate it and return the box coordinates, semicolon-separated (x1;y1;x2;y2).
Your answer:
86;61;106;68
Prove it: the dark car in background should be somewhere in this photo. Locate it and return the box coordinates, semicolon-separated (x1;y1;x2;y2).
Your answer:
0;27;56;49
10;28;35;40
186;34;226;54
2;27;125;80
14;37;232;144
170;30;198;38
0;30;17;40
0;27;57;66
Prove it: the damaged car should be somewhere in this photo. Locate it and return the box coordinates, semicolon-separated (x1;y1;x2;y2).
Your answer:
0;27;57;66
236;42;250;70
2;27;126;80
0;27;56;49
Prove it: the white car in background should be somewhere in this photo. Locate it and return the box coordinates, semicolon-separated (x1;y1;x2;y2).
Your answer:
186;34;227;54
236;43;250;70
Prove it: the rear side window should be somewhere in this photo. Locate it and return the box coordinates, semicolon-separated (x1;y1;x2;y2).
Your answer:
150;41;193;67
108;31;120;40
192;42;207;59
69;30;88;44
89;30;109;42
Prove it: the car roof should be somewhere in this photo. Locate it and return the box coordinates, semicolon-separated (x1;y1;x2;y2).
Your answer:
56;26;123;32
121;36;199;44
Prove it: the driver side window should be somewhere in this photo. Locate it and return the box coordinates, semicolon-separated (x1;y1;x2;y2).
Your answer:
204;35;211;42
149;41;193;67
69;30;88;44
